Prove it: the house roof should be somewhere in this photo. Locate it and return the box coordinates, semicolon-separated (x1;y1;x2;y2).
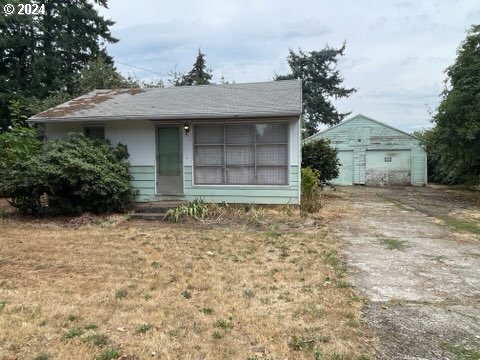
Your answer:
302;113;419;143
28;79;302;123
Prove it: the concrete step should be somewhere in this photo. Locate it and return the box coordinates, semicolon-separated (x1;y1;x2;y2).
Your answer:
130;212;167;221
134;200;187;214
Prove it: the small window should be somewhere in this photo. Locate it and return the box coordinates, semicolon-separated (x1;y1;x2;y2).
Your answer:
84;126;105;140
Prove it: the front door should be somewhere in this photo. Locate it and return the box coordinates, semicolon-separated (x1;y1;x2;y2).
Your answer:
156;126;183;195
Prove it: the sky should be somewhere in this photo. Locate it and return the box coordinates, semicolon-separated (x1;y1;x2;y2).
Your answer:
99;0;480;133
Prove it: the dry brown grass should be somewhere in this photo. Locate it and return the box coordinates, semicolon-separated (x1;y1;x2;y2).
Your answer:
0;209;375;360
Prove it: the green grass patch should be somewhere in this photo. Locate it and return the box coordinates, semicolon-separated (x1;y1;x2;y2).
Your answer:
96;347;120;360
379;237;408;251
442;341;480;360
439;216;480;236
135;323;153;334
63;327;85;339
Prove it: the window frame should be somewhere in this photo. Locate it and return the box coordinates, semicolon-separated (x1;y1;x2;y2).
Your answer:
192;122;290;187
84;125;106;140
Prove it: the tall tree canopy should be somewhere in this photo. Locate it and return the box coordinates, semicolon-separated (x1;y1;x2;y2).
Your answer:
176;49;213;86
276;44;356;137
0;0;118;130
429;24;480;184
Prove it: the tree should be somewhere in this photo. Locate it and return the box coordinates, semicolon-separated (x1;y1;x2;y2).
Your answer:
302;139;340;186
76;56;128;95
176;49;213;86
0;0;118;130
430;24;480;184
276;44;356;137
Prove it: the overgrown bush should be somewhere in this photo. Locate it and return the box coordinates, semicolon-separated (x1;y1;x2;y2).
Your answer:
300;167;322;213
0;125;41;196
0;132;136;215
302;139;340;186
165;199;222;222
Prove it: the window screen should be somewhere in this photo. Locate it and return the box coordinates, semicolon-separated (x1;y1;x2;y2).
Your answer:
194;123;288;185
84;126;105;140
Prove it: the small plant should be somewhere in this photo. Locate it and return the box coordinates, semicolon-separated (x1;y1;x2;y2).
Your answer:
301;167;322;213
150;261;162;269
379;237;408;251
33;353;52;360
144;293;153;300
212;330;224;339
84;323;98;330
0;209;11;218
67;314;78;322
182;289;192;299
165;199;219;222
214;319;233;329
115;289;128;299
96;347;120;360
0;300;6;311
243;288;255;298
167;328;180;337
63;327;85;339
289;335;315;351
83;333;109;347
135;323;153;334
202;307;214;315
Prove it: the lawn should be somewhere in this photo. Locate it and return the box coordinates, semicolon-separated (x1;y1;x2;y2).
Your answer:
0;207;375;360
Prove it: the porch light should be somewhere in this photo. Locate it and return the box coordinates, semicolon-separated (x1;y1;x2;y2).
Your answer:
184;123;190;135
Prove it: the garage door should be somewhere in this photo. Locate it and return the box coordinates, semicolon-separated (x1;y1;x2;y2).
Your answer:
332;150;354;185
365;150;411;186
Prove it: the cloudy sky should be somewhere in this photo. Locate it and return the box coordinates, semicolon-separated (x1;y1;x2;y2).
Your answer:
99;0;479;132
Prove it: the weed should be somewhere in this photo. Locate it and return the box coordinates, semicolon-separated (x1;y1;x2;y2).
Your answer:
167;328;180;337
96;347;120;360
83;333;109;347
67;314;78;322
442;341;480;360
439;216;480;235
135;323;153;334
182;289;192;299
212;331;224;339
150;261;162;269
144;293;153;300
63;327;85;339
379;237;408;251
33;353;51;360
289;334;315;351
243;288;255;298
84;323;98;330
214;319;233;329
0;209;11;218
38;320;47;327
202;307;214;315
0;300;6;311
323;251;346;274
165;199;219;222
115;289;128;299
336;280;352;289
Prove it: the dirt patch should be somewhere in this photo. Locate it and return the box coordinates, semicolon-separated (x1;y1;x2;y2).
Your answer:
322;186;480;359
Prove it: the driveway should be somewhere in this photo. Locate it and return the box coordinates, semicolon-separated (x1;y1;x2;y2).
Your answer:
323;186;480;359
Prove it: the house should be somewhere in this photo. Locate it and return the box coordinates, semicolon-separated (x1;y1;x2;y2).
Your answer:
303;114;427;186
27;80;303;204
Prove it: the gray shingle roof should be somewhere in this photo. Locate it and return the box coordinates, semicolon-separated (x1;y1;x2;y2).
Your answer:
28;79;302;122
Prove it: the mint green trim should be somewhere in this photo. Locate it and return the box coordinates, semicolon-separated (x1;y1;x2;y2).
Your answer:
130;166;155;201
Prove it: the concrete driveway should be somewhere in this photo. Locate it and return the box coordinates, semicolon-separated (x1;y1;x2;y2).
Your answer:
323;186;480;359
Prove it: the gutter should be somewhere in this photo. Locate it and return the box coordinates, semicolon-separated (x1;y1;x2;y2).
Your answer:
27;111;302;123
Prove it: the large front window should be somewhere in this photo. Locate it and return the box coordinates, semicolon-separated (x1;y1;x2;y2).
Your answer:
194;123;288;185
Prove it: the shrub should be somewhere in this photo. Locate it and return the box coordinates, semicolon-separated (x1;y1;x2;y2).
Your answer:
302;139;340;186
0;132;136;215
301;167;321;213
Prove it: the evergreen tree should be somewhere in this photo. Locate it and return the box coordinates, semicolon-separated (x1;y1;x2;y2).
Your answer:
0;0;118;130
276;44;356;137
177;49;213;86
430;25;480;184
